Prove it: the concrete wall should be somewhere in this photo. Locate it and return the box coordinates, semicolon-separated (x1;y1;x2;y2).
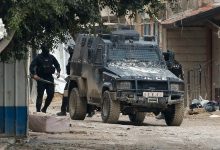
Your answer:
135;14;143;37
212;30;220;100
166;0;213;19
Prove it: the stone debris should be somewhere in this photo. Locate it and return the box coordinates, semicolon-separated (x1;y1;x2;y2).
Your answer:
189;96;220;114
209;114;220;118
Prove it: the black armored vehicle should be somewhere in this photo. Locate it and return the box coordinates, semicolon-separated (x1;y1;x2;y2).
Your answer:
68;29;184;126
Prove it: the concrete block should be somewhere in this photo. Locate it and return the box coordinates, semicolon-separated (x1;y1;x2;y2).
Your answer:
29;113;70;133
0;143;8;150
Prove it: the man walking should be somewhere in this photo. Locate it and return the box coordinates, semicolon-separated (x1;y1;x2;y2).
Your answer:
30;44;61;113
56;46;73;116
56;46;95;117
156;50;184;119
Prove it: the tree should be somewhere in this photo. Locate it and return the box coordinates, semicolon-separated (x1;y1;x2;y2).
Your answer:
0;0;163;61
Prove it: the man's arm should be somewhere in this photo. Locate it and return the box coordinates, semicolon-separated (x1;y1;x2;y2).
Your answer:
51;55;61;73
66;53;73;75
51;55;61;78
29;56;40;80
30;57;38;75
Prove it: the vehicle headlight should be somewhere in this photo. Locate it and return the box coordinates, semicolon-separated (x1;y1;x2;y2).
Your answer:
117;81;131;90
171;83;184;91
171;84;179;91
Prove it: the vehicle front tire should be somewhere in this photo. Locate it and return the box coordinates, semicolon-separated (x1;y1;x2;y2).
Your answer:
101;91;120;124
164;101;184;126
129;112;146;125
69;88;87;120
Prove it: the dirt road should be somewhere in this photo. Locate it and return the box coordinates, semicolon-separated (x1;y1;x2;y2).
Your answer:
4;94;220;150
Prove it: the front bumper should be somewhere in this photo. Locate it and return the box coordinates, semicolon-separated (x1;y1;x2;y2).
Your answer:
109;91;184;106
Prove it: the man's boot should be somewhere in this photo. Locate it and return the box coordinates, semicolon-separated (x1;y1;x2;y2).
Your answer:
155;112;165;119
87;110;95;117
41;107;47;113
36;104;41;112
56;111;67;116
66;107;69;113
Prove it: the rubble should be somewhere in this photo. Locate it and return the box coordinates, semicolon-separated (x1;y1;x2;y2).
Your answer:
187;108;206;115
209;114;220;118
189;96;220;115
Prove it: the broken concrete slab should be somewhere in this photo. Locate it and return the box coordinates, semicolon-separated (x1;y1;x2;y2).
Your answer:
29;112;70;133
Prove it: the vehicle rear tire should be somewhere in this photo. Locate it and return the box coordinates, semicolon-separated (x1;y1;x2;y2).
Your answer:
164;101;184;126
129;112;146;125
101;91;120;124
69;88;87;120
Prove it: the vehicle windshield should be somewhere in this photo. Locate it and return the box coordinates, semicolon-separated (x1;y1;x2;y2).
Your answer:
106;44;166;68
107;44;161;62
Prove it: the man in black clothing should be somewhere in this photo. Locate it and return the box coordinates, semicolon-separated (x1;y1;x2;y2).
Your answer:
56;47;73;116
163;50;184;80
30;44;61;113
57;46;96;117
156;50;184;119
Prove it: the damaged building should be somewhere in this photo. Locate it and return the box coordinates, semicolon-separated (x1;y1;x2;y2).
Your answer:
134;0;220;104
160;0;220;104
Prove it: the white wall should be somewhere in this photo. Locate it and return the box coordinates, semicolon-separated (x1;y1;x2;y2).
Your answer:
52;43;70;93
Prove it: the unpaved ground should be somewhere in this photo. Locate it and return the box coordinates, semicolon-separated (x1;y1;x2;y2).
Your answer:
3;94;220;150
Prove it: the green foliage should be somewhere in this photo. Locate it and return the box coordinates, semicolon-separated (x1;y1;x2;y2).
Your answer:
0;0;163;61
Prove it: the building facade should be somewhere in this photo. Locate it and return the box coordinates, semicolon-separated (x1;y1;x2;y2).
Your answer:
160;1;220;104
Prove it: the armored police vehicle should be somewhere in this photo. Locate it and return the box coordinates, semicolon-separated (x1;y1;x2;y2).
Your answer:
68;29;184;126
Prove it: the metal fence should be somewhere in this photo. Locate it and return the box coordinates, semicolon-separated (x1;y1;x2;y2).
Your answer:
0;60;28;137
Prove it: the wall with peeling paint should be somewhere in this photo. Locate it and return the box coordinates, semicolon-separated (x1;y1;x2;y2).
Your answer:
0;60;28;137
212;29;220;101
